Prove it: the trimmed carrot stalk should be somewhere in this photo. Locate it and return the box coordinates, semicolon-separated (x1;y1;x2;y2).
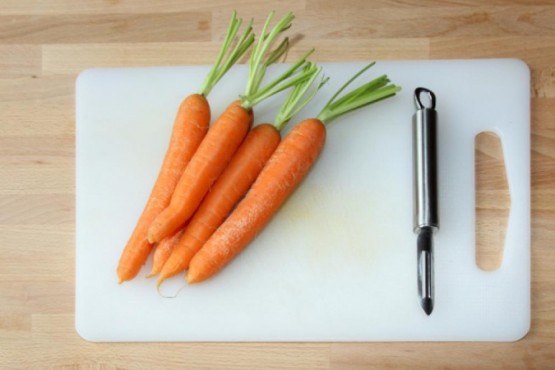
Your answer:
146;228;186;278
147;11;311;244
187;63;401;284
157;63;325;285
147;101;253;243
117;11;254;283
117;94;209;283
157;124;280;282
187;118;326;283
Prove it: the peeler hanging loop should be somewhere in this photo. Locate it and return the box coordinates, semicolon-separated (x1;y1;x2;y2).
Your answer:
414;87;436;110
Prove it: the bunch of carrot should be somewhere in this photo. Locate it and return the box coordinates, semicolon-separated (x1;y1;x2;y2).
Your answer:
117;10;401;287
117;11;254;283
117;10;318;283
156;59;326;286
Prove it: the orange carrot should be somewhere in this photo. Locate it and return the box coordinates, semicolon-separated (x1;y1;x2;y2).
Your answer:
187;118;325;283
147;101;253;243
117;94;209;283
146;228;186;278
157;63;325;285
157;123;279;282
187;63;401;283
116;11;254;283
147;11;315;244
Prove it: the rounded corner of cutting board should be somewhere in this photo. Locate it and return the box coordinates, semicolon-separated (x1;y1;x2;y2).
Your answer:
506;58;531;78
506;316;532;343
75;68;100;89
75;317;100;343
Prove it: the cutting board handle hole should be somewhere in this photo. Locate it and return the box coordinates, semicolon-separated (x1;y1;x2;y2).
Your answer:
475;131;511;271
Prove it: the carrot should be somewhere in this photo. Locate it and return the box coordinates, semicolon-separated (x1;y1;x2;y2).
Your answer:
157;63;326;285
148;11;318;244
147;100;253;243
116;94;209;283
116;11;254;283
146;228;186;278
187;63;401;283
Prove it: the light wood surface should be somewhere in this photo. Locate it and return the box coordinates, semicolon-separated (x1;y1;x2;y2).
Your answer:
0;1;553;368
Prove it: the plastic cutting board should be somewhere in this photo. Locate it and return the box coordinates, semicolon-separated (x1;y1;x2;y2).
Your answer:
75;59;530;342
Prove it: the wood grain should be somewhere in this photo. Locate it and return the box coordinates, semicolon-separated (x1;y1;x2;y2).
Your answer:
475;132;510;271
0;0;553;368
0;12;211;43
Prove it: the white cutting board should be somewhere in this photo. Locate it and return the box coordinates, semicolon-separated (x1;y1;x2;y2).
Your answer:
75;59;530;342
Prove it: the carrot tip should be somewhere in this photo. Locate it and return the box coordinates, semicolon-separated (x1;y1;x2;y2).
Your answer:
186;272;199;284
156;278;164;290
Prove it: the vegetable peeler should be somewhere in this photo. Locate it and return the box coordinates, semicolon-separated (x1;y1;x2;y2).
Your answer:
413;87;439;316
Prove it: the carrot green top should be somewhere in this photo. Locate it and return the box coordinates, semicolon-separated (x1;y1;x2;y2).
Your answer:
198;11;255;97
272;62;328;131
317;62;401;124
238;11;319;111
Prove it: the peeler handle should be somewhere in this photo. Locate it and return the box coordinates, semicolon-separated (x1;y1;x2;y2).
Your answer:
413;87;439;233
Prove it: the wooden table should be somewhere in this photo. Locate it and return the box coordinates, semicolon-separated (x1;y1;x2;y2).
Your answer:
1;1;553;368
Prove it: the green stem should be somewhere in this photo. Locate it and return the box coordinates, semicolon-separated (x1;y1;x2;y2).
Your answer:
273;63;328;131
198;11;254;96
249;49;314;106
250;37;290;97
320;62;375;111
240;11;296;110
316;63;401;124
